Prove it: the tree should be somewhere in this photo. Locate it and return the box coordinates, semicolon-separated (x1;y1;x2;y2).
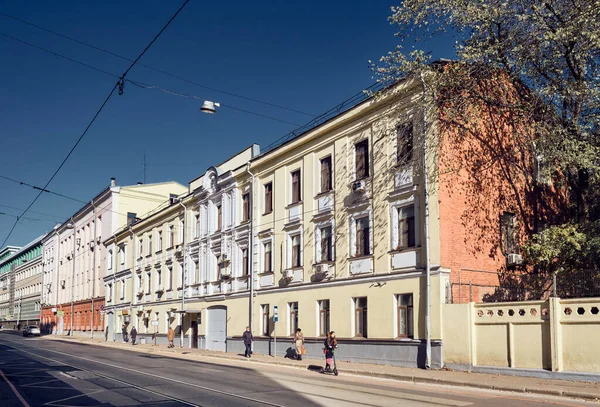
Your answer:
373;0;600;296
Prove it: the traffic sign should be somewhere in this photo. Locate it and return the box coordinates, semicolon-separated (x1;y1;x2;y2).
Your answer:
274;314;278;323
57;310;64;318
151;320;159;326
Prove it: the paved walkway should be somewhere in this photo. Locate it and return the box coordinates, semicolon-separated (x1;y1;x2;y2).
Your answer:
42;334;600;402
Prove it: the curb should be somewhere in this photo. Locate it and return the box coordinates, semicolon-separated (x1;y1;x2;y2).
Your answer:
40;335;600;403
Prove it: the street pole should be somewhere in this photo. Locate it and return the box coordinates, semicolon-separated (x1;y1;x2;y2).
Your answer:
70;217;76;337
177;199;187;348
91;201;97;338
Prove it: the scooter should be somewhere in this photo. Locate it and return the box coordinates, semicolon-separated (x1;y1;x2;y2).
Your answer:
320;352;339;376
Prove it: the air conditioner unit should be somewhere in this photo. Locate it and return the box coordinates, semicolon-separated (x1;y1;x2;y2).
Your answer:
351;180;366;193
283;269;294;280
315;264;330;275
507;253;523;265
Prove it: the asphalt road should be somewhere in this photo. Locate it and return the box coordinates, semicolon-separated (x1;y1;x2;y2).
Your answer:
0;332;596;407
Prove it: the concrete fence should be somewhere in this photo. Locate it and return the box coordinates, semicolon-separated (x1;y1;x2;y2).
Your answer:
443;297;600;373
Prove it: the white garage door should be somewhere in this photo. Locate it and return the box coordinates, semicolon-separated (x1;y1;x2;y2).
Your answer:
206;307;227;352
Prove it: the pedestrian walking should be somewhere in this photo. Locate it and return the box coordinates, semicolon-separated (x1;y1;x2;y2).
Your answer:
121;324;128;343
323;331;338;372
242;326;253;358
293;328;305;361
167;326;175;348
130;326;137;345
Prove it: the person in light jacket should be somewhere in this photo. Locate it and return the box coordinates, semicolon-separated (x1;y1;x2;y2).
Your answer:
242;326;253;358
293;328;305;361
167;326;175;348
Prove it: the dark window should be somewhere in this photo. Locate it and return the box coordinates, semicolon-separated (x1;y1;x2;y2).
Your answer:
319;300;330;337
262;304;270;336
502;212;519;254
127;212;137;226
242;248;249;276
355;217;371;256
242;193;250;222
355;297;368;338
398;206;416;249
320;226;333;262
291;170;301;204
320;156;332;193
355;140;370;180
264;183;273;214
397;123;413;165
397;294;414;338
291;235;301;267
264;242;272;272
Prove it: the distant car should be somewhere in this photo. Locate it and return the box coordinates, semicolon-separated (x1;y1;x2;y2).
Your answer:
23;325;40;337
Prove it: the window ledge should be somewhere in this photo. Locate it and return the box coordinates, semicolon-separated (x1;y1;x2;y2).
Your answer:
155;250;163;254
388;247;420;254
239;220;251;226
314;190;334;199
263;210;273;216
348;255;373;261
145;254;152;259
286;201;303;209
258;271;274;276
313;260;335;266
287;266;303;271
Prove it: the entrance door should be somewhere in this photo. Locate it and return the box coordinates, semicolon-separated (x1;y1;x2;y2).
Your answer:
206;306;227;352
58;317;64;335
106;312;114;341
191;320;198;349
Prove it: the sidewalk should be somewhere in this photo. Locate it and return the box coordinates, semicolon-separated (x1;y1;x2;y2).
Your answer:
43;334;600;402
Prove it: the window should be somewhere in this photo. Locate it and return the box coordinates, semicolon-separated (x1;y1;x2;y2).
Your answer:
319;226;333;262
242;193;250;222
167;266;173;290
120;280;125;299
127;212;137;226
355;140;369;180
355;217;371;256
397;294;414;338
263;241;272;272
217;204;222;231
195;213;200;238
157;231;163;252
169;226;175;248
291;170;301;204
320;156;332;193
289;302;298;335
318;300;330;337
242;248;249;276
146;272;151;294
397;206;416;250
107;283;113;302
354;297;368;338
396;123;413;165
138;238;143;258
264;183;273;214
262;304;270;336
147;235;152;255
108;249;113;270
119;246;125;265
502;212;519;254
137;274;143;292
291;234;301;267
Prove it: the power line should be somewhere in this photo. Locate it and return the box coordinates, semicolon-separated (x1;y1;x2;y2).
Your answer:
0;11;315;117
0;211;55;223
0;0;191;248
0;203;66;221
0;174;88;204
0;31;300;127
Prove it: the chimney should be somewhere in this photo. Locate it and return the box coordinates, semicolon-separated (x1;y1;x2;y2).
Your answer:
110;178;116;187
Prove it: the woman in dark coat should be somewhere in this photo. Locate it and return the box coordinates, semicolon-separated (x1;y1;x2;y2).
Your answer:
323;331;337;371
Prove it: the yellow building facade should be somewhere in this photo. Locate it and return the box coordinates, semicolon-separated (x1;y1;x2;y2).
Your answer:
104;79;448;368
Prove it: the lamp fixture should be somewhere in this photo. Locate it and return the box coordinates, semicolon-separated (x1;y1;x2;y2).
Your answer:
200;101;220;114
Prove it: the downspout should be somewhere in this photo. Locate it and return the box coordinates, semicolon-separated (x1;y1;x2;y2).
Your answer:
420;72;432;369
91;200;96;338
128;225;135;329
245;162;255;341
55;228;60;334
177;199;187;348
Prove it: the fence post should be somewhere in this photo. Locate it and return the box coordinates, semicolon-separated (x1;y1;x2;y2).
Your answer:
469;302;477;368
508;322;515;368
549;297;563;372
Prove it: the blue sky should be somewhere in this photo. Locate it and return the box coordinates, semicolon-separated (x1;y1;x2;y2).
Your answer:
0;0;455;247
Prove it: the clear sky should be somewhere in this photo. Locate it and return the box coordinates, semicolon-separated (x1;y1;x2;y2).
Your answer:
0;0;455;247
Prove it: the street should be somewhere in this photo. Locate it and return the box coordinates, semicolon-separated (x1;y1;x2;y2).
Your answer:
0;332;596;407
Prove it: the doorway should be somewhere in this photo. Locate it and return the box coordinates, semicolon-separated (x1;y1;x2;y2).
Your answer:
206;306;227;352
191;319;198;349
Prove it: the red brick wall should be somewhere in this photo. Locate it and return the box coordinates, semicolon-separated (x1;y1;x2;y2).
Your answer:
41;298;105;333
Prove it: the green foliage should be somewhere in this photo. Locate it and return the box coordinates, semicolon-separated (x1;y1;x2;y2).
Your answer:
522;224;586;273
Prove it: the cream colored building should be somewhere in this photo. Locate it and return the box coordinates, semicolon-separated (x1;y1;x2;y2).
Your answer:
103;79;449;368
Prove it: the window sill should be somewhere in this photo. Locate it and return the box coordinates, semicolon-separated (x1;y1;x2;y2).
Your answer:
314;260;335;266
258;270;274;276
314;190;334;199
155;250;163;254
286;201;303;209
145;255;152;259
288;265;303;270
239;220;250;226
348;255;373;261
388;246;419;254
263;210;273;216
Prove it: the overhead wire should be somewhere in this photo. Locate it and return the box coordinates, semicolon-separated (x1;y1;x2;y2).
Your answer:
0;0;191;248
0;11;316;117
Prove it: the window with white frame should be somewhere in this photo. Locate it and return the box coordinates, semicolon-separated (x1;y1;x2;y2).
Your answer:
195;212;200;238
290;170;301;204
263;241;272;272
108;249;113;269
316;225;334;262
169;226;175;248
289;233;302;268
354;297;368;338
320;156;332;193
261;304;270;336
397;205;415;250
353;216;371;257
146;272;151;294
318;299;330;337
167;266;173;290
264;182;273;214
288;302;298;336
119;245;126;265
158;231;163;252
396;123;414;166
242;248;249;276
396;294;414;338
120;280;125;299
147;235;152;255
138;238;143;258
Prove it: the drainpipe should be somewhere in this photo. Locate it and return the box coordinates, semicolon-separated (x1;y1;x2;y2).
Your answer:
420;72;432;369
55;228;60;334
70;217;76;337
91;200;97;338
245;162;255;343
128;225;135;329
176;199;187;348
